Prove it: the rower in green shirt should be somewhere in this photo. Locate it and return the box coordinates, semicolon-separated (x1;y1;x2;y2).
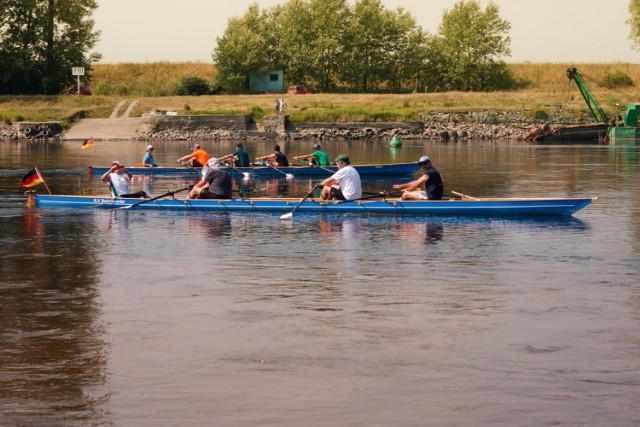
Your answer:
220;143;250;167
293;143;330;167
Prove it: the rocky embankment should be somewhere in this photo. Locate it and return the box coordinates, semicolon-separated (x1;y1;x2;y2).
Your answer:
286;111;590;142
1;110;591;142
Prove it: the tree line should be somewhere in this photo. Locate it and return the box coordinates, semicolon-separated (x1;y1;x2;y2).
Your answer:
3;0;640;96
213;0;524;94
0;0;100;95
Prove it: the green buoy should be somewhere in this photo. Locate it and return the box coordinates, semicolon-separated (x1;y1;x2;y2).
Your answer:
389;134;402;147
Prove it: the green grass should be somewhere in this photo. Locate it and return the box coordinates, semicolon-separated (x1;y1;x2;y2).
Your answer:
2;62;640;124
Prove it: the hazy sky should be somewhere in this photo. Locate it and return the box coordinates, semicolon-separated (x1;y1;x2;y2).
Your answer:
93;0;639;63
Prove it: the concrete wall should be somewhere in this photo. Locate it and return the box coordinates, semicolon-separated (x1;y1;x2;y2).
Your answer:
288;121;424;132
15;122;63;138
263;115;288;133
139;114;252;133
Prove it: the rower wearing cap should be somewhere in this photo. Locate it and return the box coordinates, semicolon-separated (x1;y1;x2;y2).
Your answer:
293;143;330;166
142;144;158;167
392;155;444;200
178;143;210;167
219;143;250;167
188;158;232;200
100;161;150;198
318;154;362;201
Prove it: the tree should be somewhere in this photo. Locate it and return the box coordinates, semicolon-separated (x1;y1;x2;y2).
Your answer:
424;0;513;92
0;0;101;95
281;0;351;91
341;0;394;92
628;0;640;50
382;8;429;92
212;0;429;93
212;3;279;92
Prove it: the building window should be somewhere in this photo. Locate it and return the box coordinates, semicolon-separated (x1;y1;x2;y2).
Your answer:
270;74;279;82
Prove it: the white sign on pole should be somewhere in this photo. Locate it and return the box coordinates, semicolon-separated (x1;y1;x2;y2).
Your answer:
71;67;85;95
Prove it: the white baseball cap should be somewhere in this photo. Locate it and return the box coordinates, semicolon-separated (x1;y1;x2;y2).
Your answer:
206;158;221;168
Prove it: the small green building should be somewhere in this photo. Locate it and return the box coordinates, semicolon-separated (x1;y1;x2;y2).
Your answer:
248;69;284;93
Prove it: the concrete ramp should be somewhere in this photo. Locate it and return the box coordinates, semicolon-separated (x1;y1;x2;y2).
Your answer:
61;99;141;140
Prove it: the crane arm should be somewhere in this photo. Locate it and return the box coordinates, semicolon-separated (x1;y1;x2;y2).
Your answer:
566;66;609;124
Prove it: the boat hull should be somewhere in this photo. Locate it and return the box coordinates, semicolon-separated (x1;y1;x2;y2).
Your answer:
32;194;594;217
87;162;419;178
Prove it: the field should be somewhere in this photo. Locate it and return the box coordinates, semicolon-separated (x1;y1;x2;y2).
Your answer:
2;62;640;126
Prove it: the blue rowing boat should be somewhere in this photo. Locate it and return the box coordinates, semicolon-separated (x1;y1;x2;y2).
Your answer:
87;162;419;178
29;192;595;217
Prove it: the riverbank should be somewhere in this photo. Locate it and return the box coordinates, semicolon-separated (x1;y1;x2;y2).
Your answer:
0;109;595;142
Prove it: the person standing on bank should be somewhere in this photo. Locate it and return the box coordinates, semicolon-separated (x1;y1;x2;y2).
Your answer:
188;158;232;200
142;144;159;167
393;155;444;200
178;144;209;167
219;143;250;167
318;154;362;201
293;143;330;166
256;144;289;167
101;161;150;198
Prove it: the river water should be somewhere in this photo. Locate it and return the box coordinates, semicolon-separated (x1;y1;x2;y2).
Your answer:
0;139;639;426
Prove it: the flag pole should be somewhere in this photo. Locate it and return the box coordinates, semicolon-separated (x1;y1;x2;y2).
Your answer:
35;166;52;194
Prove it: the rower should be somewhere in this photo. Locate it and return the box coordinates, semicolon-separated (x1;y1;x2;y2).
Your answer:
219;143;250;167
178;144;209;167
188;158;232;200
255;144;289;167
293;143;330;166
101;161;150;199
392;155;444;200
318;154;362;201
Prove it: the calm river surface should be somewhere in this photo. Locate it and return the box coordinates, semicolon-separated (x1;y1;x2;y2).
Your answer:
1;139;639;426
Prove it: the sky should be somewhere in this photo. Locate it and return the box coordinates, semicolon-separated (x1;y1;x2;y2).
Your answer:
92;0;639;64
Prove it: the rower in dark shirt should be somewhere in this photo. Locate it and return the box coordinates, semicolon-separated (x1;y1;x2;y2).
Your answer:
392;155;443;200
255;144;289;167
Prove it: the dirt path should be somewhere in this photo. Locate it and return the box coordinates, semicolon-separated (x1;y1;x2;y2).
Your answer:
61;99;141;140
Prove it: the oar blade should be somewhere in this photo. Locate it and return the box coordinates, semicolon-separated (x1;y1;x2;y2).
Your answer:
279;212;293;220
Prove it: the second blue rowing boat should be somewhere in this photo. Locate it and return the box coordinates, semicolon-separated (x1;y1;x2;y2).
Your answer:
87;162;419;178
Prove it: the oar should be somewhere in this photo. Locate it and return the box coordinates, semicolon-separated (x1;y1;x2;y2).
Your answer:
180;162;204;177
223;166;250;180
279;186;317;220
443;192;462;199
267;163;294;180
119;186;189;209
451;190;478;200
296;158;334;175
333;190;401;204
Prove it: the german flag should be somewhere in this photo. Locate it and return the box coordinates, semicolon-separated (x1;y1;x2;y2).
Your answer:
19;168;44;188
81;137;94;149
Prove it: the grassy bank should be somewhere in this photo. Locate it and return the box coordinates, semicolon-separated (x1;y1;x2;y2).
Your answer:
1;62;639;126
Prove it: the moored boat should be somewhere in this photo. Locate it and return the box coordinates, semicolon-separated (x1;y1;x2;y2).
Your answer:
28;192;595;217
87;162;419;178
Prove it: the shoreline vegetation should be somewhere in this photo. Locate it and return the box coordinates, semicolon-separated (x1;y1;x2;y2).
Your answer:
1;62;639;141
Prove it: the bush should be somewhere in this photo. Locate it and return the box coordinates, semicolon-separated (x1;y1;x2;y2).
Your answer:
94;81;112;95
525;110;550;121
602;71;633;88
176;76;210;96
250;104;265;123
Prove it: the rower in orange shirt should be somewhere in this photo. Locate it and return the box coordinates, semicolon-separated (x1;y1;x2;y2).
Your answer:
178;144;210;167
